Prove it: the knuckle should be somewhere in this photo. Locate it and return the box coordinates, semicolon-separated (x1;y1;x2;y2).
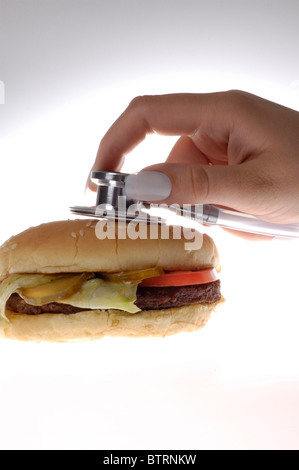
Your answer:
227;89;247;98
188;165;210;202
127;95;155;134
216;90;255;126
128;95;151;112
221;89;250;111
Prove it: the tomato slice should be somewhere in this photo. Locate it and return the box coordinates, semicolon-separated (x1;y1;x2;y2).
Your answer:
139;268;218;287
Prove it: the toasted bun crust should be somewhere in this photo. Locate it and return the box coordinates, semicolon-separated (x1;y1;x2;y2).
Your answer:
0;219;220;279
1;300;224;342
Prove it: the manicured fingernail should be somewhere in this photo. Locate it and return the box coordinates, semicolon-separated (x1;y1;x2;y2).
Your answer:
125;171;172;201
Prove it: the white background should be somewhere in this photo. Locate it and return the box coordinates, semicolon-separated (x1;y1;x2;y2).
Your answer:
0;0;299;450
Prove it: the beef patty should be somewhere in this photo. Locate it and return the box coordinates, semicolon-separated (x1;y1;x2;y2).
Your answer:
136;280;221;310
6;280;221;314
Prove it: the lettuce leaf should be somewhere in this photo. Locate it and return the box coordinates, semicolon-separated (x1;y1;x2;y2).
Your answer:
0;273;140;321
60;278;140;313
0;274;60;321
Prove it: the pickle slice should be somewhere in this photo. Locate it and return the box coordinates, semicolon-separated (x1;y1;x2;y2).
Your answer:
101;267;164;284
19;273;92;306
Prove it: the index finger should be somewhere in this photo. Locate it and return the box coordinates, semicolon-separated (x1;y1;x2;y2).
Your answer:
91;92;226;172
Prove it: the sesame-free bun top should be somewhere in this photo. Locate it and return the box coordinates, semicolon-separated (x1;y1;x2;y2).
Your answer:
0;219;220;279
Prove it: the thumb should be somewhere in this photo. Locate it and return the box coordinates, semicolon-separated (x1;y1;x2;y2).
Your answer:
125;161;267;217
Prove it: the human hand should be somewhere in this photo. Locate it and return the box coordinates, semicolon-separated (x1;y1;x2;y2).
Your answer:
88;91;299;224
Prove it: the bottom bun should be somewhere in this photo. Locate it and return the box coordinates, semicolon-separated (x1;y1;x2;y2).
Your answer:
1;300;224;342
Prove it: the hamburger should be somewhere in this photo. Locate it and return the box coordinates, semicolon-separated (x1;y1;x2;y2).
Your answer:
0;219;223;342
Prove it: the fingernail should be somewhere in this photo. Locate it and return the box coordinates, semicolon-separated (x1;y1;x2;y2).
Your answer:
125;171;172;201
85;172;97;194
